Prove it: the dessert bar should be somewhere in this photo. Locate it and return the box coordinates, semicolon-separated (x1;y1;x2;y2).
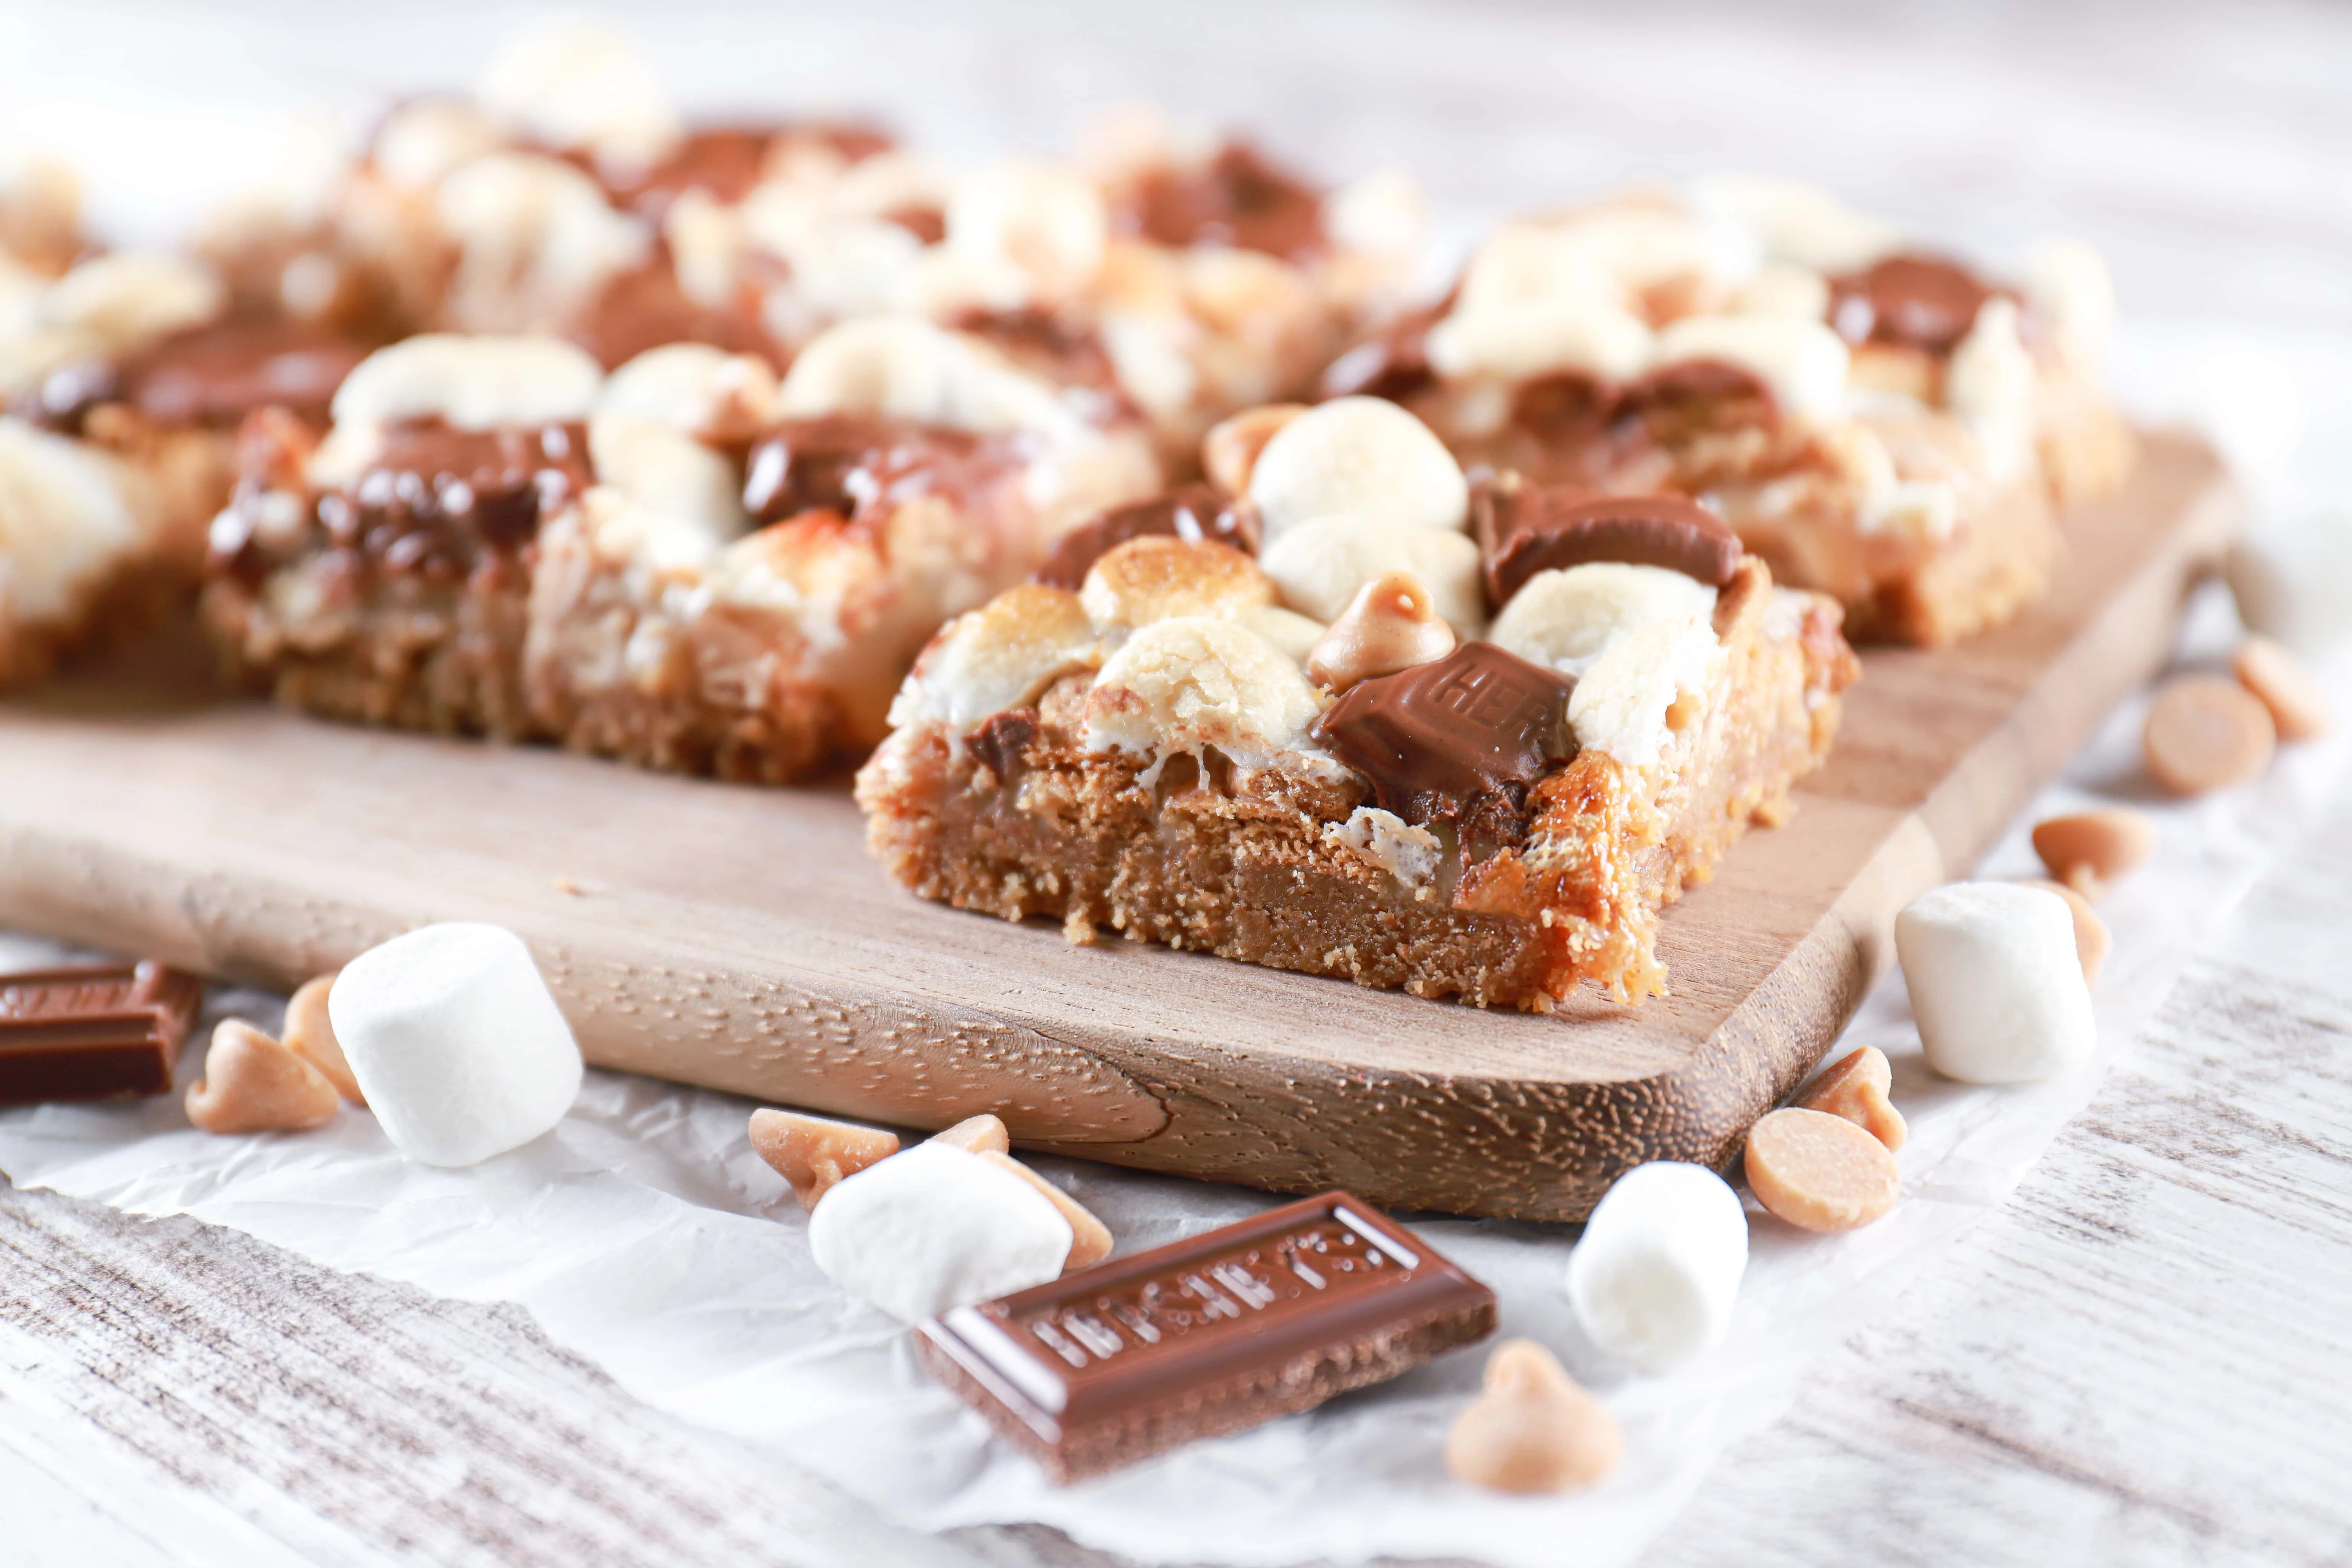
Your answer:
858;396;1857;1007
1325;176;2132;645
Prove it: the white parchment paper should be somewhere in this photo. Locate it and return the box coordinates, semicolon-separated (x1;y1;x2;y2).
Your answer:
5;317;2350;1565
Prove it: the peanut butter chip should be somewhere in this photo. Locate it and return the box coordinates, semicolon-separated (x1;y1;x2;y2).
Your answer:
2030;808;2154;900
1795;1046;1905;1151
976;1150;1114;1270
930;1113;1011;1155
2022;878;2111;985
1743;1107;1899;1233
282;972;365;1104
2143;676;2276;796
185;1019;341;1135
1444;1338;1622;1494
1304;570;1458;691
2233;636;2331;741
748;1109;901;1211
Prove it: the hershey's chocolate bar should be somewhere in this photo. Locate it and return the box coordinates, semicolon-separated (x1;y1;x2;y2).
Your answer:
0;961;202;1107
917;1191;1495;1482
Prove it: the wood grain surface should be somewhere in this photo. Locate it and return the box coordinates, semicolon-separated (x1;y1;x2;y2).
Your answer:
6;782;2345;1568
0;435;2234;1221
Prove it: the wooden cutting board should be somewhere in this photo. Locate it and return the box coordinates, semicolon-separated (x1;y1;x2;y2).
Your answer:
0;432;2234;1220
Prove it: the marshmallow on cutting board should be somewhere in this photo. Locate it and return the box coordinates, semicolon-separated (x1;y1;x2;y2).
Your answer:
1896;882;2096;1084
328;922;584;1167
808;1141;1075;1321
1566;1161;1749;1374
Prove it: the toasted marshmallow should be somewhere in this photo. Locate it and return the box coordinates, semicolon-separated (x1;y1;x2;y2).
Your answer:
1488;562;1720;681
1896;882;2096;1084
476;20;682;172
587;415;746;544
372;99;507;190
890;583;1101;730
1566;1161;1749;1373
1946;298;2036;481
436;153;652;327
0;416;153;624
1080;536;1277;637
1084;615;1325;768
1651;314;1849;424
946;160;1108;300
778;315;1070;437
1566;613;1723;769
1246;397;1469;542
2021;236;2116;371
40;252;223;352
1689;172;1905;274
1232;603;1326;664
1324;167;1426;259
1325;805;1444;890
331;334;604;432
806;1142;1073;1323
1259;516;1484;634
596;343;779;441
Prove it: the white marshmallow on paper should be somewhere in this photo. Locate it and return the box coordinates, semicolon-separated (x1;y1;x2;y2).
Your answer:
807;1142;1074;1322
328;922;584;1167
1896;883;2096;1085
2226;514;2352;659
1566;1161;1749;1373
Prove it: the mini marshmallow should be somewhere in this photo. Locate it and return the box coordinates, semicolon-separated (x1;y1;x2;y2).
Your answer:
776;315;1069;437
0;417;153;623
1567;614;1723;769
946;161;1108;298
1258;517;1484;634
1650;314;1849;425
331;334;604;432
587;414;747;543
40;252;223;351
2226;514;2352;658
888;583;1100;730
1245;397;1469;542
475;20;682;169
1946;298;2036;481
1488;562;1718;681
1895;883;2096;1084
1566;1161;1749;1374
327;922;584;1167
2021;236;2116;370
372;100;505;190
596;344;780;441
436;153;653;324
1080;536;1276;636
1083;615;1325;768
807;1141;1073;1321
1688;171;1904;274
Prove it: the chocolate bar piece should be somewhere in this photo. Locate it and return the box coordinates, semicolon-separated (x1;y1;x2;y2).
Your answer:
917;1191;1496;1482
0;961;203;1107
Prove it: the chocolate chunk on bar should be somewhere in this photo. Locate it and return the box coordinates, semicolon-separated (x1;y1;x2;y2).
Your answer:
917;1191;1495;1482
1032;484;1259;590
1314;641;1577;824
1476;479;1743;605
1827;253;2001;354
0;960;203;1106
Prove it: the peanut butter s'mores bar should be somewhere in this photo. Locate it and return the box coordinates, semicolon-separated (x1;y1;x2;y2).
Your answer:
1328;177;2129;646
3;175;374;686
858;397;1856;1008
205;317;1159;778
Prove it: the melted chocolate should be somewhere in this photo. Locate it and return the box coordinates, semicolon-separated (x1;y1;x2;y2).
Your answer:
968;707;1040;780
884;204;947;246
1031;484;1258;590
741;414;1003;528
1121;142;1327;262
24;320;368;434
566;255;781;372
1313;642;1577;825
1317;303;1443;403
1476;481;1742;606
954;308;1120;390
596;121;894;217
1827;253;1999;355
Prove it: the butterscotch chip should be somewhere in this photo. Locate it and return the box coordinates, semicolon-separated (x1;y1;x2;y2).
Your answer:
1795;1046;1905;1151
282;972;365;1104
975;1149;1114;1270
1743;1107;1899;1233
1202;403;1308;497
931;1113;1011;1154
185;1019;341;1135
2143;676;2275;796
1444;1338;1622;1494
748;1109;901;1210
2022;878;2111;984
2233;636;2330;741
1303;570;1456;692
2030;808;2154;899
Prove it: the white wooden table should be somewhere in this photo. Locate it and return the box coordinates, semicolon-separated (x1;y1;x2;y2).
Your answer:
5;2;2350;1563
